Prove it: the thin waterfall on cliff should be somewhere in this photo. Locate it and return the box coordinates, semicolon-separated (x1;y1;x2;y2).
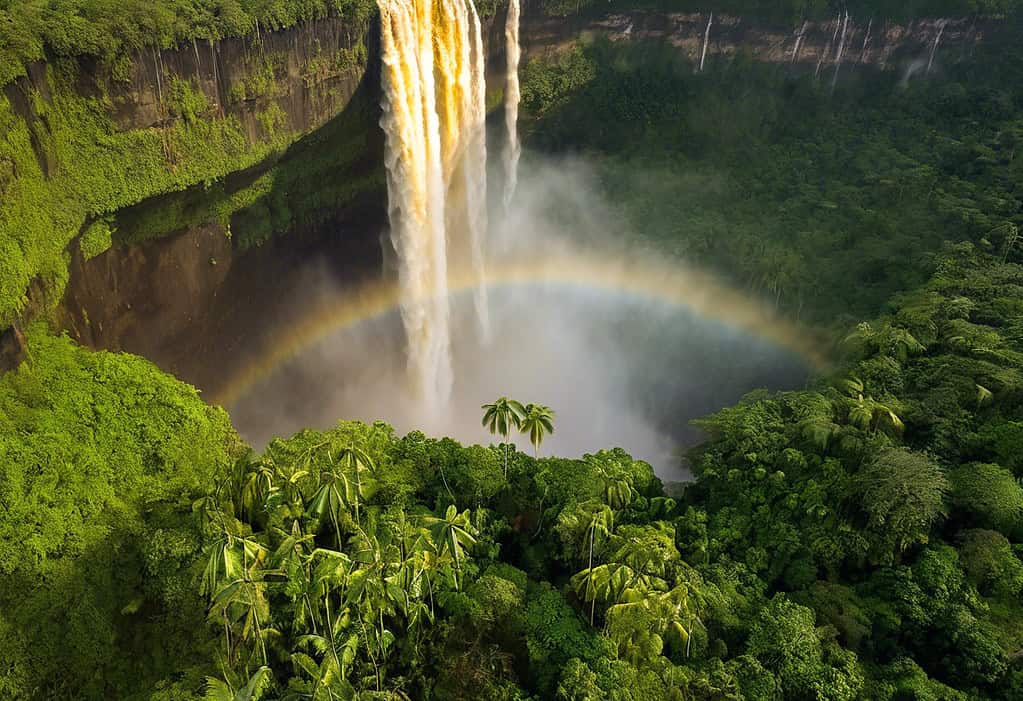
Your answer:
503;0;521;209
699;13;713;72
791;21;807;63
831;11;850;91
861;17;873;60
927;20;947;75
378;0;489;406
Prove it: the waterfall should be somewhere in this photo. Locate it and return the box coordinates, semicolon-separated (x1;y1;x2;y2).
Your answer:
699;13;713;72
832;12;850;91
816;16;840;79
503;0;522;209
926;20;947;76
467;0;490;340
791;21;807;64
861;17;873;60
378;0;489;406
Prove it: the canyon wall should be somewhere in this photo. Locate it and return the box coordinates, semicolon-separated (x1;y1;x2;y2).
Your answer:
521;11;990;73
9;15;372;146
0;13;380;370
0;7;1008;373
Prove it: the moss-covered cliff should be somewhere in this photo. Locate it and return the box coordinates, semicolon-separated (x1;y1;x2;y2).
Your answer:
0;2;1012;365
0;11;377;334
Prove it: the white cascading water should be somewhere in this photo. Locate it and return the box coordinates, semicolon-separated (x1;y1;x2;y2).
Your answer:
832;11;850;91
699;13;713;72
791;21;807;64
378;0;490;406
466;0;490;340
861;17;873;60
503;0;521;210
927;20;947;75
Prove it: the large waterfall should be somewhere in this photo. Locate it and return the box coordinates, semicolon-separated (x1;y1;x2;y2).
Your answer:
378;0;491;406
503;0;521;209
466;0;490;341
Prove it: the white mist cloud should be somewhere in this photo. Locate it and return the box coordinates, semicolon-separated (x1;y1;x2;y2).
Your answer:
227;152;808;481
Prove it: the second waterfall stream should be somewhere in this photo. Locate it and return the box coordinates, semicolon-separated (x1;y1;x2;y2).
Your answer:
378;0;519;408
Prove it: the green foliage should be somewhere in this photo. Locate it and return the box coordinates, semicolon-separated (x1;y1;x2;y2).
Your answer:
300;42;368;87
950;463;1023;537
6;245;1023;698
521;46;598;118
0;0;381;87
957;529;1023;598
536;0;1023;20
0;65;298;326
521;403;556;456
5;7;1023;699
118;81;382;251
78;216;113;260
227;52;285;104
855;447;948;557
521;36;1023;325
0;327;240;698
746;596;864;700
0;43;382;325
524;584;604;692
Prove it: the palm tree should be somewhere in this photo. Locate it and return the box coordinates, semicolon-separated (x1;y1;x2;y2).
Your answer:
576;504;614;624
571;564;613;626
842;322;924;362
482;397;525;476
519;403;555;458
336;445;376;524
840;376;904;436
425;505;477;590
204;666;273;701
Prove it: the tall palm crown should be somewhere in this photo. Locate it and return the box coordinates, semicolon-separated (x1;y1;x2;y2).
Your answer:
520;403;555;457
482;397;526;475
481;397;525;439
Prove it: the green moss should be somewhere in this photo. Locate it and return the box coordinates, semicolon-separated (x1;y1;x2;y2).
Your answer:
0;326;241;698
79;218;113;261
113;85;384;251
301;42;369;87
256;102;287;136
0;58;323;327
168;77;210;123
227;52;286;103
0;1;346;89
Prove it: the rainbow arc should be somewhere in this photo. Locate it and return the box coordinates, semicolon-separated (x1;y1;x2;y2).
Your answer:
212;254;829;408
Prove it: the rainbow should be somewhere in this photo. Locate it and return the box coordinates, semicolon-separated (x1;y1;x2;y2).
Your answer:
211;254;831;407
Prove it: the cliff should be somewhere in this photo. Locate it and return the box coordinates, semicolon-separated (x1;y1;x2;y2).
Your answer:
0;12;377;348
0;7;1007;371
521;11;991;75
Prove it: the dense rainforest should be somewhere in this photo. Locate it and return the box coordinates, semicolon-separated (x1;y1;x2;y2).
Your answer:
2;1;1023;699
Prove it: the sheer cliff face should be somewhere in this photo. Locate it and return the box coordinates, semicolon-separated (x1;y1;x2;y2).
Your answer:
521;11;988;73
0;14;379;350
0;7;999;374
10;15;372;143
6;10;986;143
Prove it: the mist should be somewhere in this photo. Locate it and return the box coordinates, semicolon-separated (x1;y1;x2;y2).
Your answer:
226;154;810;481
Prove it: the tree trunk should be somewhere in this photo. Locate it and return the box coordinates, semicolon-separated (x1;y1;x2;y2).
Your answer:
588;523;596;625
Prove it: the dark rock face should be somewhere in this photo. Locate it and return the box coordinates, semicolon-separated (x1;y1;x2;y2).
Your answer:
58;199;385;396
60;223;235;360
108;16;370;142
11;15;372;145
0;322;26;373
520;11;990;74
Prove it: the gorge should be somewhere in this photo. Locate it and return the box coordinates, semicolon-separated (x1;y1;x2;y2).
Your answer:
2;1;1023;699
